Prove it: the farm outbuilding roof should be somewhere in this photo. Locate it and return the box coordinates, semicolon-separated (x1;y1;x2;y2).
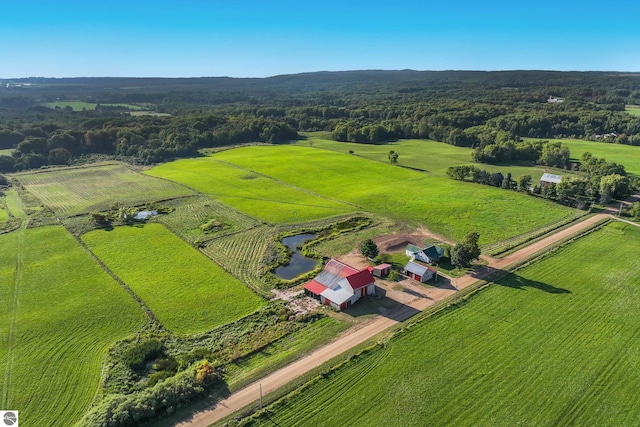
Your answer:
344;269;375;290
373;263;392;271
540;173;562;184
406;244;423;253
304;280;328;295
404;261;430;276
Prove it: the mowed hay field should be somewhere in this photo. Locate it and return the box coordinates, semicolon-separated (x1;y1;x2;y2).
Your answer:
525;138;640;176
146;158;357;223
625;105;640;116
15;163;194;216
245;222;640;427
82;223;265;334
205;146;571;244
0;226;146;427
302;134;574;181
0;206;8;222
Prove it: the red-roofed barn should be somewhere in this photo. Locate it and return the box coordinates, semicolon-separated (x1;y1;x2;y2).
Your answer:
304;259;376;310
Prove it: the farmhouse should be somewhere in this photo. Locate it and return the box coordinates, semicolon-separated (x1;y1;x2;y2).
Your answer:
403;261;436;283
406;244;444;263
304;259;376;311
540;173;562;186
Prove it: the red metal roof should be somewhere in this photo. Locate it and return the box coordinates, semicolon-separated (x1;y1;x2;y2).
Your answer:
345;270;375;290
373;263;392;270
365;266;374;272
324;259;359;278
304;280;328;295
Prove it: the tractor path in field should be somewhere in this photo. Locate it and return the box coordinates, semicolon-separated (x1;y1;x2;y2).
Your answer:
1;191;29;408
175;213;610;427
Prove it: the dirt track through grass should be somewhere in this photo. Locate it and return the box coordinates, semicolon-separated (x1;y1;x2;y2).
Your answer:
1;192;28;408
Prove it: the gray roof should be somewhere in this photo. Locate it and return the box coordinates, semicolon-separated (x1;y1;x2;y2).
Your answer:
540;173;562;184
406;243;422;253
404;261;429;276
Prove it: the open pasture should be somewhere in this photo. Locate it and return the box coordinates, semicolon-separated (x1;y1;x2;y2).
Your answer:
82;223;265;334
625;105;640;116
15;163;193;216
302;134;574;181
0;207;7;222
145;158;358;224
41;101;145;111
0;226;146;427
245;221;640;427
207;146;571;244
525;138;640;176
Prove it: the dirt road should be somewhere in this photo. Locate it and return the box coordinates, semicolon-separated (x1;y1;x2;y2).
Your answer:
176;213;610;427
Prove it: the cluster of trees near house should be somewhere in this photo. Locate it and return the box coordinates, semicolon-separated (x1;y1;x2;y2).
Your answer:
1;70;640;172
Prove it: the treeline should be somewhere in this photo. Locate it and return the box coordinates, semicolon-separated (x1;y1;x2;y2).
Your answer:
447;152;638;207
2;70;640;172
0;112;297;172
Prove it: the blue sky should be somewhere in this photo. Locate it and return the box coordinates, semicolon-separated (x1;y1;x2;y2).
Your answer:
1;0;639;78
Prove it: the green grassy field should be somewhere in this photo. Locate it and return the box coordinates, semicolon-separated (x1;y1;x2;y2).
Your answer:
0;226;146;427
0;148;13;156
302;134;575;181
198;145;572;244
15;163;194;216
0;207;7;222
145;158;358;223
82;223;265;334
525;138;640;176
625;105;640;116
41;101;145;111
243;221;640;427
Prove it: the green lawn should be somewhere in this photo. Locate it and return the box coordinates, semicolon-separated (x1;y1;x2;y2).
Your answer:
82;223;266;334
15;163;194;216
0;226;146;427
145;158;358;223
625;105;640;116
244;221;640;427
302;134;575;181
0;207;7;222
204;145;572;244
525;138;640;176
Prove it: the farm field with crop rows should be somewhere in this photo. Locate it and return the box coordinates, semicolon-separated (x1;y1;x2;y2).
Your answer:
154;195;261;245
82;223;265;334
0;226;146;427
244;221;640;427
208;145;572;244
16;163;193;216
145;158;358;224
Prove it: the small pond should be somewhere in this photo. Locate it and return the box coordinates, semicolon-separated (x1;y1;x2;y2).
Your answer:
274;233;318;280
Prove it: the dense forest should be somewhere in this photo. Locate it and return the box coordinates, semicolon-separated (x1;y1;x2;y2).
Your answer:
1;70;640;172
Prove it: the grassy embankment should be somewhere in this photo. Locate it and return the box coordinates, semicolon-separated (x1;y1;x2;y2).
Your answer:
82;223;266;334
15;163;194;216
241;221;640;426
0;226;146;427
